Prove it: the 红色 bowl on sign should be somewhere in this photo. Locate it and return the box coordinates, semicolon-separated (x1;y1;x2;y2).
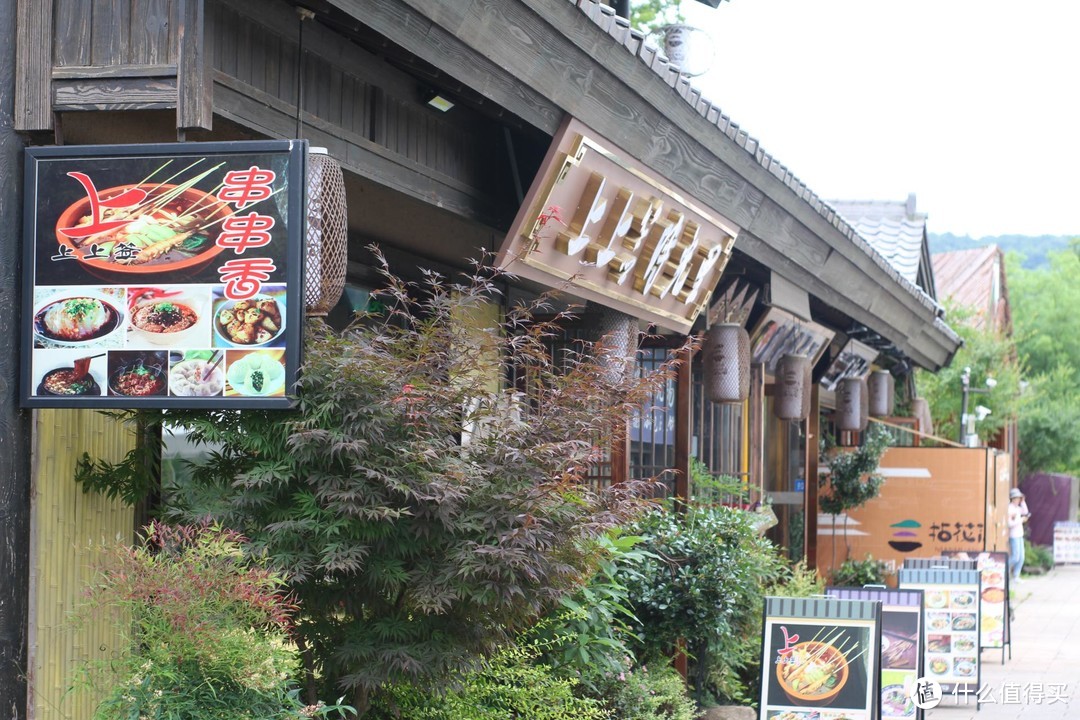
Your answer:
775;640;849;706
55;183;231;276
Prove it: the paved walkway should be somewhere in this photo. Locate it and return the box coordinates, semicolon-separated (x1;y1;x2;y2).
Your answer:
926;565;1080;719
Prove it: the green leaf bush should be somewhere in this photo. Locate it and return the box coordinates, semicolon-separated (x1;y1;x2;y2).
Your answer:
76;251;684;711
618;503;785;704
75;523;354;720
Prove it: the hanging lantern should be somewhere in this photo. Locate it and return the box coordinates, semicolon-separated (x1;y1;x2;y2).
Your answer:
774;354;811;421
837;377;869;432
868;370;895;417
912;397;934;436
702;323;750;403
304;147;348;316
594;305;638;383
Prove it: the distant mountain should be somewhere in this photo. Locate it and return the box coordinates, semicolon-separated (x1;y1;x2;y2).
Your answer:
929;233;1075;270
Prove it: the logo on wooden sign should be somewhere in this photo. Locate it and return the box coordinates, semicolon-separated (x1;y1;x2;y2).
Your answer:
497;118;737;333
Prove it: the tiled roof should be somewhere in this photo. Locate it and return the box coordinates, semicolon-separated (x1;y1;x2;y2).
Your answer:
932;246;1011;333
829;199;926;287
569;0;959;347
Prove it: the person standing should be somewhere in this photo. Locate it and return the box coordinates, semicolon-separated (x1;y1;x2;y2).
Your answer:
1007;487;1029;583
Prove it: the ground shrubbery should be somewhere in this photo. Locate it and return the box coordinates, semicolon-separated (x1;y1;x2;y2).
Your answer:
75;254;823;717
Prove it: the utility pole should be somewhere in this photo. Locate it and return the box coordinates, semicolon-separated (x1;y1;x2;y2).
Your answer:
0;0;31;715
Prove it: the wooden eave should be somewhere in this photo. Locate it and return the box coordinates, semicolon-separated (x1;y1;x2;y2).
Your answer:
346;0;960;370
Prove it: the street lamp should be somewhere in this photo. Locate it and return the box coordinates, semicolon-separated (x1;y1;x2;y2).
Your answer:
959;366;996;445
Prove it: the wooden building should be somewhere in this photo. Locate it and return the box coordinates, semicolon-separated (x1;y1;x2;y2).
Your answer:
1;0;963;716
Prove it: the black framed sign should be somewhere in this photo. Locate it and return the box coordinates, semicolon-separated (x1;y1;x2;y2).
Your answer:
759;596;882;720
21;140;306;409
828;587;926;720
897;568;981;701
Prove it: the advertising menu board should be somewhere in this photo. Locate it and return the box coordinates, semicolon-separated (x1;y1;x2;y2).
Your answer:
21;141;305;409
898;569;981;698
828;588;925;720
944;550;1010;650
759;597;881;720
1053;522;1080;564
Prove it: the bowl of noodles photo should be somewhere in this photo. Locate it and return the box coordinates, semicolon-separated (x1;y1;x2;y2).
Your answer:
55;183;233;276
775;641;849;706
33;293;124;348
127;290;209;347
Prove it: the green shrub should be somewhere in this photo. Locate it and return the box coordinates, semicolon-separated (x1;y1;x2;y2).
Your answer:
581;660;698;720
619;503;784;704
76;251;683;708
534;531;649;682
76;523;353;720
371;641;609;720
1024;541;1054;573
831;554;889;587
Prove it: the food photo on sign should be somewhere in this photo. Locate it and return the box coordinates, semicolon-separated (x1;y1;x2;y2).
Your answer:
21;140;304;409
763;621;873;715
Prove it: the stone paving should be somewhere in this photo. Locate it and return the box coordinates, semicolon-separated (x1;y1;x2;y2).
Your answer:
925;565;1080;720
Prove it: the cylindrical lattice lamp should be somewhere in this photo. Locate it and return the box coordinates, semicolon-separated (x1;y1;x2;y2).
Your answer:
305;147;348;316
868;370;895;417
774;354;811;421
593;305;638;383
702;323;750;403
837;377;869;432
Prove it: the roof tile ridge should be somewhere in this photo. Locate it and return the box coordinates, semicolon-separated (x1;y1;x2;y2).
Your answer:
570;0;939;316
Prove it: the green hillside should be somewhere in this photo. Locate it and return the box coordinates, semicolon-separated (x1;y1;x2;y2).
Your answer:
929;233;1076;269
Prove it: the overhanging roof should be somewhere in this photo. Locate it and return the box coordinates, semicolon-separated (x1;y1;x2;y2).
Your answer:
352;0;962;370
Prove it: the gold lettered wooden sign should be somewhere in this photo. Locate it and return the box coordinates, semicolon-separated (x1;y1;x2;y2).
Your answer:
497;117;738;333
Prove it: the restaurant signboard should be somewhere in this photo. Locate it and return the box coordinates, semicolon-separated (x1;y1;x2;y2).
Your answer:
943;550;1011;652
758;596;882;720
898;568;981;700
828;587;926;720
497;117;737;334
21;140;305;409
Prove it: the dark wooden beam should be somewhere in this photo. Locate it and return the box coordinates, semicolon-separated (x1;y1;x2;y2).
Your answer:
806;383;820;570
53;77;178;111
749;363;764;501
0;1;32;716
14;0;53;131
178;0;213;131
674;344;691;502
212;74;508;227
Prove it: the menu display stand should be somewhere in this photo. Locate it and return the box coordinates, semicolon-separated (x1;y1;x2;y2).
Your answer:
827;587;926;720
1053;522;1080;564
758;597;882;720
944;551;1012;663
898;568;982;710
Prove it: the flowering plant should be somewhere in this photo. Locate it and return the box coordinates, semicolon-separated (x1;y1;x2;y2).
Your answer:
76;522;354;719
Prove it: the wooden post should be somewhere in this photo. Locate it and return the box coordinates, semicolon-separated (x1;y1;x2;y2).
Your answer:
674;344;692;502
806;383;820;569
0;0;33;714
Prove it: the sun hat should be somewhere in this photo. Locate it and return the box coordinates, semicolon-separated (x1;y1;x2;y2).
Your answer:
1009;488;1024;499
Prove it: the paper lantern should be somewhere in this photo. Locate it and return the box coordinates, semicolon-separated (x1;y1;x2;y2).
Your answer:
304;147;348;316
702;323;750;403
868;370;895;417
774;354;811;421
837;377;869;432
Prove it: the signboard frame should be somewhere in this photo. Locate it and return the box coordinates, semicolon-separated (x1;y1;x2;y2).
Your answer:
943;550;1011;659
827;587;926;720
898;568;982;705
21;140;307;410
758;596;882;720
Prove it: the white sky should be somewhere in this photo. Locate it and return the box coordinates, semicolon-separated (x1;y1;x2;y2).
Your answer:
672;0;1080;239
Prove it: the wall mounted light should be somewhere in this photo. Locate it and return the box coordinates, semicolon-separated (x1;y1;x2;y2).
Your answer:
424;89;455;112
